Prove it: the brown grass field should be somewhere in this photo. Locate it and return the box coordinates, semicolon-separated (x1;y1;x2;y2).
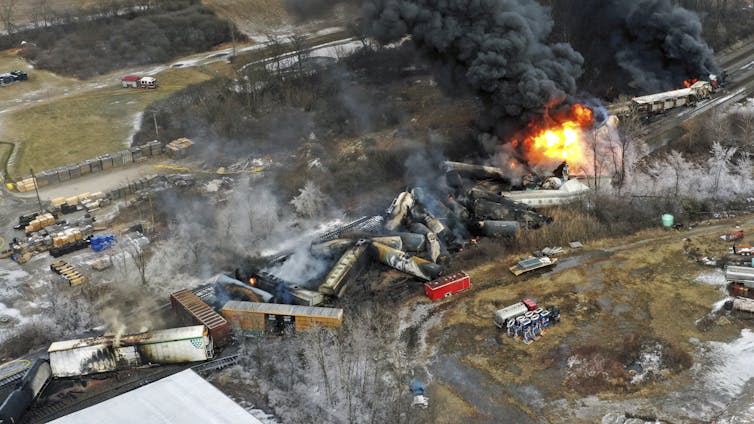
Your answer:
2;64;218;178
423;215;752;422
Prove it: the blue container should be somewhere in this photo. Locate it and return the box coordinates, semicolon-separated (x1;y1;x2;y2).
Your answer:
91;234;116;252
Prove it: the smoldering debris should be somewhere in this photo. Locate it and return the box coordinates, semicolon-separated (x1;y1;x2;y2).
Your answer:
238;159;560;302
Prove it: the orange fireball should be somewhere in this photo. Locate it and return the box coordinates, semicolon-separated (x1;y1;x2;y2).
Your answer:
521;104;595;169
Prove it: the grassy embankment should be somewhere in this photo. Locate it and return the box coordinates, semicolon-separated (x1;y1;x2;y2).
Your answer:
2;63;223;179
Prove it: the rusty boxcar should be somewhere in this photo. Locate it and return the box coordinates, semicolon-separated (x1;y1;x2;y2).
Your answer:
170;289;231;347
221;301;343;335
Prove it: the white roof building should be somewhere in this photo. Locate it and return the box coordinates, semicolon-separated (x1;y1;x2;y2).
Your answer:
49;369;263;424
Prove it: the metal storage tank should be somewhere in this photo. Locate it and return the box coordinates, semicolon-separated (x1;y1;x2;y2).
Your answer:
319;241;369;297
221;301;343;333
131;326;214;364
48;340;140;377
494;302;528;328
726;266;754;286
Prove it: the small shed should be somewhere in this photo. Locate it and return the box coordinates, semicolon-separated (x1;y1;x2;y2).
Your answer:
121;75;141;88
423;271;471;300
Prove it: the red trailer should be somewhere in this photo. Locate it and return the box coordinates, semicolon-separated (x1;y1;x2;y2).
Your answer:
169;289;231;348
424;271;470;301
121;75;141;88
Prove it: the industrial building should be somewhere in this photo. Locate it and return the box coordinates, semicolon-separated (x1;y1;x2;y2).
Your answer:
48;369;262;424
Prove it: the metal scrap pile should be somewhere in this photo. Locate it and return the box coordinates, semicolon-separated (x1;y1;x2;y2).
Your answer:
244;161;555;304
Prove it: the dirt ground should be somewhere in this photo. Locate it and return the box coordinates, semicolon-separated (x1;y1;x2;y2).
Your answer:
417;217;754;423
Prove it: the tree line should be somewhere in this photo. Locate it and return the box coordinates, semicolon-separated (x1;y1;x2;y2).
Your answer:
0;0;241;79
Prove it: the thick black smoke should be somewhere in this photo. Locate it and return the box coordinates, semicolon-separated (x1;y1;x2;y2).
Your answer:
556;0;720;95
283;0;357;20
362;0;584;132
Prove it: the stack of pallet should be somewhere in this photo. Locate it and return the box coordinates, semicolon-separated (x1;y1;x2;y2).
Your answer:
24;213;55;233
14;177;37;193
50;197;67;208
51;229;83;248
50;260;86;286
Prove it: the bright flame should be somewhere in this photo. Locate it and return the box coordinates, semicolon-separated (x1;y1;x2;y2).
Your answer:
683;78;699;88
521;104;594;169
248;277;257;286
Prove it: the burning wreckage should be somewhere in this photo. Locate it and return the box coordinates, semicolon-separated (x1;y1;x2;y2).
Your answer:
239;160;570;304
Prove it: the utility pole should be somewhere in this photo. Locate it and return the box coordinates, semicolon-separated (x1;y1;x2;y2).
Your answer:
152;111;159;139
29;167;43;214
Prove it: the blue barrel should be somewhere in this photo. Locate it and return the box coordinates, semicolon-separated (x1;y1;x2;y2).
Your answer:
531;314;541;335
541;310;551;327
661;214;674;228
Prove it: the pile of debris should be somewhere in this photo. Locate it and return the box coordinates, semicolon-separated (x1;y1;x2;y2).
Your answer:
241;161;561;305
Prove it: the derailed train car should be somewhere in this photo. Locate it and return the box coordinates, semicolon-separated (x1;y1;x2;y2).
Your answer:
170;289;231;348
0;359;51;424
630;80;714;114
47;325;213;378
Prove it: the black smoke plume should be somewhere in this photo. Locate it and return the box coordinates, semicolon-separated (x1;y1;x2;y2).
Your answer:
283;0;358;20
555;0;720;95
362;0;584;134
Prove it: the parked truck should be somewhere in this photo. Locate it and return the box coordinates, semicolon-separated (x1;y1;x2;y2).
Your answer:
0;70;28;86
121;75;157;89
494;298;538;328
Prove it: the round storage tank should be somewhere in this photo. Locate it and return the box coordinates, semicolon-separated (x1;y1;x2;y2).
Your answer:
661;214;674;228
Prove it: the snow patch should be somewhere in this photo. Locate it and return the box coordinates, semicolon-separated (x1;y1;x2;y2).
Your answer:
701;329;754;399
694;269;726;286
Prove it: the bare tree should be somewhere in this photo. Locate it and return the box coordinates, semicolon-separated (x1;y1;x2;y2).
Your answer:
126;243;149;286
708;141;736;197
665;150;687;198
0;0;17;34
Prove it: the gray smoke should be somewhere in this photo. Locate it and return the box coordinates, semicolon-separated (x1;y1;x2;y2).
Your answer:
557;0;720;94
283;0;357;20
362;0;584;130
614;0;719;92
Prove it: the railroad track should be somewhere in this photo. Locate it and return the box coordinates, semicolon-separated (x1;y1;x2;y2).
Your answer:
191;354;240;375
